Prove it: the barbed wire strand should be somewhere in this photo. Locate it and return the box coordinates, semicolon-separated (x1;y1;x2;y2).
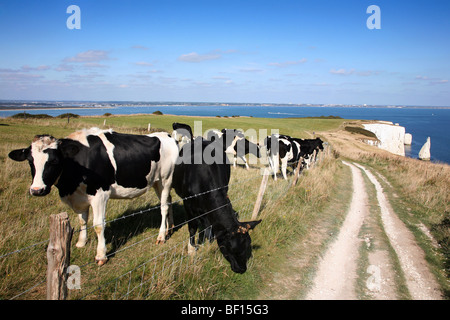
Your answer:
6;146;329;300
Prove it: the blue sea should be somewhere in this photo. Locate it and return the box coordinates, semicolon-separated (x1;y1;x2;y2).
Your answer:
1;105;449;164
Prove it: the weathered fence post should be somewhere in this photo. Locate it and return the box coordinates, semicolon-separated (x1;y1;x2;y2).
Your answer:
47;212;73;300
292;157;303;187
251;168;269;220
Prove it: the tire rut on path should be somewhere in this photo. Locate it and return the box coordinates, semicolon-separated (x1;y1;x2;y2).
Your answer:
355;163;443;300
306;161;443;300
306;161;367;299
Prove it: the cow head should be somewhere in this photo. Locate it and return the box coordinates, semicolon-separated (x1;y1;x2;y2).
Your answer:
8;135;78;196
217;219;262;274
316;138;324;150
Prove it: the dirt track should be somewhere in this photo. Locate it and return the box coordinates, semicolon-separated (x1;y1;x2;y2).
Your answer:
306;161;442;300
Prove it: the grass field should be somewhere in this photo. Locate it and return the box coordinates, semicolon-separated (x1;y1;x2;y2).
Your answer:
0;114;447;299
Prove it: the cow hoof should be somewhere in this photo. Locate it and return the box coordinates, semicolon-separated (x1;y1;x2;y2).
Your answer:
96;258;108;266
75;241;86;248
187;245;198;255
155;239;165;245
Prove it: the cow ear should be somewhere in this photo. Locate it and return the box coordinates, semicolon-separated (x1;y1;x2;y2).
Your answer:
58;139;80;158
237;220;262;234
244;220;262;230
8;147;30;162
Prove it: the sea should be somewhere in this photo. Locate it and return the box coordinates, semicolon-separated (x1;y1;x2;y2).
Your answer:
1;105;449;165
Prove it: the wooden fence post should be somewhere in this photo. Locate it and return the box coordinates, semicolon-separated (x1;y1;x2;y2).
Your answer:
47;212;73;300
251;168;269;220
292;157;303;187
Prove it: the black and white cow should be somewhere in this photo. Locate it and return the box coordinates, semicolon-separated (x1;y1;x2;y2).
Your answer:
172;138;261;274
290;137;324;169
264;134;325;180
264;134;299;180
8;128;179;265
172;122;193;148
207;129;261;169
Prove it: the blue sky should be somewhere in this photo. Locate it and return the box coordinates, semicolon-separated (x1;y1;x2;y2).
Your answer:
0;0;449;106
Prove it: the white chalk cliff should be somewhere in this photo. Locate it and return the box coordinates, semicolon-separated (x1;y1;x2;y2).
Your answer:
363;122;406;156
419;137;431;161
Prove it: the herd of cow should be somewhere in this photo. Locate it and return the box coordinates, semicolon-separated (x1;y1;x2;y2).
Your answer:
8;122;324;274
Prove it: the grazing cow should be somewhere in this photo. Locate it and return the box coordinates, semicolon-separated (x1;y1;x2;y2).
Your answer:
304;137;324;161
8;128;179;265
172;138;261;274
290;137;324;169
265;134;325;179
172;122;193;148
207;129;261;169
264;134;299;180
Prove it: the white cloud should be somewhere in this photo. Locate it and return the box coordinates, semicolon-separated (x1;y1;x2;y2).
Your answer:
0;73;44;81
178;52;222;63
135;61;154;67
83;63;109;69
330;68;355;75
64;50;111;63
177;49;239;63
329;68;379;76
430;79;448;85
147;69;162;73
239;67;264;73
55;64;74;72
131;45;149;50
21;65;51;72
0;65;51;73
415;75;449;85
268;58;307;67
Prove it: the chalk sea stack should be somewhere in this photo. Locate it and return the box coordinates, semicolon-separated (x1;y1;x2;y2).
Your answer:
404;133;412;145
419;137;431;161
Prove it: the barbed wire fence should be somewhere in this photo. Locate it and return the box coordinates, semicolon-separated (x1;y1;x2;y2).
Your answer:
1;143;331;300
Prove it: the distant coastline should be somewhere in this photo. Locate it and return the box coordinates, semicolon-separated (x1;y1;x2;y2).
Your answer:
1;102;449;165
0;100;449;111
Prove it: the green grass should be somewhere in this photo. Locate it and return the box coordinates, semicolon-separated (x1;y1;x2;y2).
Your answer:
344;126;378;139
2;114;447;300
0;115;344;300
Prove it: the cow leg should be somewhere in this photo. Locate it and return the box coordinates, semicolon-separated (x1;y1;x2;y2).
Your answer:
271;155;279;181
305;157;311;170
233;155;237;168
281;157;288;180
203;219;214;243
154;180;173;244
187;219;198;255
311;150;317;167
241;155;249;170
166;191;174;238
266;151;274;173
75;210;89;248
90;191;109;266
